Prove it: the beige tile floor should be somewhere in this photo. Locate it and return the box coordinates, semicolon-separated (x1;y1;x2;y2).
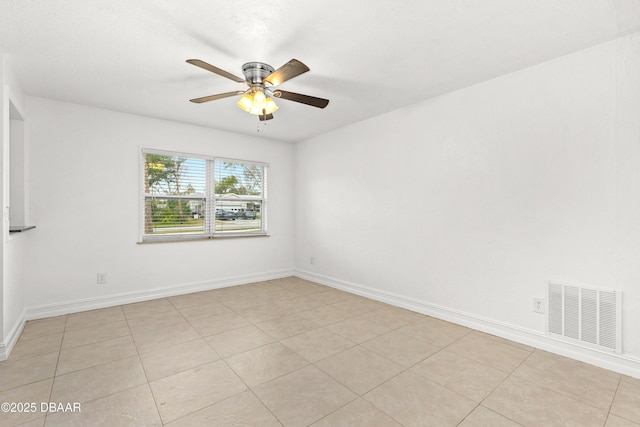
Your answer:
1;276;639;426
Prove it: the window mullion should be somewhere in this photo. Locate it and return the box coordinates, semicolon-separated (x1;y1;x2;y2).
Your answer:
206;159;214;236
261;165;267;232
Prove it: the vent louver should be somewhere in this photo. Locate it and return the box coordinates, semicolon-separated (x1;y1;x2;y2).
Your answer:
547;282;621;353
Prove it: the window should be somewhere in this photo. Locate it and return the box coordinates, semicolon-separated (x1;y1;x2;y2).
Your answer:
140;148;267;242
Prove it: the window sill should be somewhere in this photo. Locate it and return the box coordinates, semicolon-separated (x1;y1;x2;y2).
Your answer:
137;232;270;244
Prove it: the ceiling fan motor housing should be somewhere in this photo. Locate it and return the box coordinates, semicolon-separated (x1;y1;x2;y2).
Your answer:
242;62;275;85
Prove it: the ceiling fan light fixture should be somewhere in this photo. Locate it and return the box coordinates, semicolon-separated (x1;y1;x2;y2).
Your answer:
238;88;278;115
264;97;279;114
237;93;254;113
252;90;266;108
248;105;264;115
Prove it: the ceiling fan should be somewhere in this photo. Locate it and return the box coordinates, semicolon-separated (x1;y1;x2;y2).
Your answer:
186;58;329;121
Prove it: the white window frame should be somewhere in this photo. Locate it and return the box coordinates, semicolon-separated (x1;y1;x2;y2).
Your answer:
139;148;268;243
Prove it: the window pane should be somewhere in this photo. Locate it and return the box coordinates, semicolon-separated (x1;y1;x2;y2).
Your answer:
144;198;205;235
145;153;206;198
215;201;262;233
214;161;263;196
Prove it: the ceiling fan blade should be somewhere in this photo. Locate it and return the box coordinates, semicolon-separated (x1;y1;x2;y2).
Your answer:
263;59;310;86
273;90;329;109
186;59;246;83
189;91;244;103
259;113;274;121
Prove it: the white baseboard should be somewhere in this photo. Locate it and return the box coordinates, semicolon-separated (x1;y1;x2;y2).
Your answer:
294;269;640;379
0;309;27;361
26;268;295;321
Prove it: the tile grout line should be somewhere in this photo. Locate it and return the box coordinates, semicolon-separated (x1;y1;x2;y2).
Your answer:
511;350;620;415
52;305;155;416
602;375;623;427
151;289;281;425
42;314;69;426
306;318;471;426
470;347;536;426
212;285;388;426
121;301;165;426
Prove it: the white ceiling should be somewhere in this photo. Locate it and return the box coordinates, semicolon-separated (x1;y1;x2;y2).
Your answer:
2;0;640;143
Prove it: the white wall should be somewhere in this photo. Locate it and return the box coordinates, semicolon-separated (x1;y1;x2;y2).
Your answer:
0;56;5;354
5;234;27;341
294;33;640;371
24;98;295;315
5;107;28;345
1;55;29;360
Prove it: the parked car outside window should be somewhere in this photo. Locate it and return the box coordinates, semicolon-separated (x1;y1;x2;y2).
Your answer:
215;209;236;220
235;210;257;219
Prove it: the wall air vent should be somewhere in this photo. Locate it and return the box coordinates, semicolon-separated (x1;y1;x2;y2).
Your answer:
547;282;621;353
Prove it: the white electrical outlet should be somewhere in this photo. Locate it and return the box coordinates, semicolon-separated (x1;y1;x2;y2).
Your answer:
97;273;107;284
533;297;544;314
309;257;315;265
